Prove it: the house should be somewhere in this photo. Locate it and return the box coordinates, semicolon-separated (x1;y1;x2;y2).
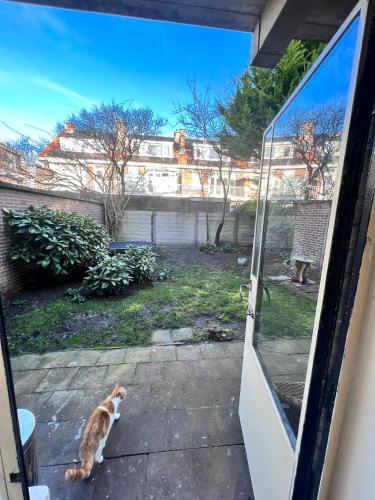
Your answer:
37;126;259;201
0;143;29;186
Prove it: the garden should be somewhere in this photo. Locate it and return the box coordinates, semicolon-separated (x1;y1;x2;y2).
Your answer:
3;207;316;355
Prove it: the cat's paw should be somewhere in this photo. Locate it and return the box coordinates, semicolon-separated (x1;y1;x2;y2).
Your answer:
97;455;104;464
115;412;121;421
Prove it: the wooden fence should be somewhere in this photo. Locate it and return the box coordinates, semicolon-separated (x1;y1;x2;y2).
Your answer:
118;210;255;245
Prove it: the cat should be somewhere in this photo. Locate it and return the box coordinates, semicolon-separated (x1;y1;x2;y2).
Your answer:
65;383;126;481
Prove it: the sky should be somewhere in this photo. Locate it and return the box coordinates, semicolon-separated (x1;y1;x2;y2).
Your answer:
0;1;251;142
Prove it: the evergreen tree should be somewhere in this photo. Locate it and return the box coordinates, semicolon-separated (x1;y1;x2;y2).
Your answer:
220;40;325;162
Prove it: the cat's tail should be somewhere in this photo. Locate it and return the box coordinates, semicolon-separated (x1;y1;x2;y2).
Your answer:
65;458;93;481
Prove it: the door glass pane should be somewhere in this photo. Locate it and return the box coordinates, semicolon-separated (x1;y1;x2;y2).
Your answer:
254;16;360;438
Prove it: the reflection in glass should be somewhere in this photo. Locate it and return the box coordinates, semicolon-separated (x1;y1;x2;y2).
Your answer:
253;16;360;438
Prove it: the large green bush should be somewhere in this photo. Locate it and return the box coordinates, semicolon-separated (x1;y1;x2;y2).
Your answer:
4;206;110;276
116;246;157;284
84;246;158;296
83;255;133;295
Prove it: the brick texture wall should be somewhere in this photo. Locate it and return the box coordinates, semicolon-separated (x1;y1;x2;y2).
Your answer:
0;182;104;296
292;200;332;266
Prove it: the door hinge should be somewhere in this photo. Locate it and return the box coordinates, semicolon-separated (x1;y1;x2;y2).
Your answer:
10;472;21;483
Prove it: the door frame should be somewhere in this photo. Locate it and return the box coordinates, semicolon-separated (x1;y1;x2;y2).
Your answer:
0;296;30;500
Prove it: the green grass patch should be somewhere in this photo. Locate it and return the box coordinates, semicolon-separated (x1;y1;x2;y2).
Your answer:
7;265;316;355
258;284;316;338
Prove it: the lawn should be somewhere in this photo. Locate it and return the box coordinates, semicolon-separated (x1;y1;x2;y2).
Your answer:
7;265;316;355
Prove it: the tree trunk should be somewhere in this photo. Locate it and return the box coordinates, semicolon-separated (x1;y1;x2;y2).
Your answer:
214;193;227;246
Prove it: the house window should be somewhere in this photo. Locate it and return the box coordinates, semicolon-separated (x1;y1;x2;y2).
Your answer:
147;144;162;156
284;146;291;157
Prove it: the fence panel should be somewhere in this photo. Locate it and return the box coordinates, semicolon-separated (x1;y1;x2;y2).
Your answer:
118;210;152;241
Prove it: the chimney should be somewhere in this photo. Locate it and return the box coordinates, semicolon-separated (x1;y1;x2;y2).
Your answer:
174;129;186;147
300;120;316;144
64;122;75;134
115;120;127;140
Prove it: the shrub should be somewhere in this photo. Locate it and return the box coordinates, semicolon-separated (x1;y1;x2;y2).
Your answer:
64;287;86;303
199;242;218;255
221;243;237;253
4;206;110;276
116;246;158;284
83;255;133;295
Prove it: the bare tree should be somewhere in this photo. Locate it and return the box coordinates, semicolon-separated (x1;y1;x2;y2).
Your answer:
282;103;345;200
175;81;235;246
2;102;166;238
194;157;216;242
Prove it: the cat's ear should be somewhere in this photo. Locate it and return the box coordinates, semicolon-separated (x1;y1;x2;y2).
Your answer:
114;383;120;391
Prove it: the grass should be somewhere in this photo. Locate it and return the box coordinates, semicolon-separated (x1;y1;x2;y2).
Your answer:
258;284;316;339
7;265;316;355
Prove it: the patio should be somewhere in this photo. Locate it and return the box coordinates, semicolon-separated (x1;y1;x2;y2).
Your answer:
12;342;253;499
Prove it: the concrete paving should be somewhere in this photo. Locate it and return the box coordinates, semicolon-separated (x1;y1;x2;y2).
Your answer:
12;342;253;500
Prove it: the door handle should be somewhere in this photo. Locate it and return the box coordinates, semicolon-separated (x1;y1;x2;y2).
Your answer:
240;282;252;300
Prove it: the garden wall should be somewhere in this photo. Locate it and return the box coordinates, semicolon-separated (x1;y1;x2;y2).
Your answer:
119;196;255;246
292;200;332;266
0;181;104;296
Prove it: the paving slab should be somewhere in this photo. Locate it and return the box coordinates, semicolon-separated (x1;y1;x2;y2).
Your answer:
206;407;243;447
171;327;194;343
103;363;136;386
41;390;90;421
168;408;210;450
145;449;197;500
37;351;80;369
151;329;172;345
134;362;166;384
200;342;228;359
11;354;42;371
194;358;222;379
218;357;243;379
124;347;151;363
151;382;185;411
69;366;108;389
38;463;95;500
13;369;48;394
105;411;169;457
37;419;87;466
176;344;202;360
35;368;80;392
95;349;127;366
212;378;241;407
150;345;176;362
16;392;52;421
224;341;245;358
91;455;147;500
192;445;254;499
183;379;216;409
123;384;153;414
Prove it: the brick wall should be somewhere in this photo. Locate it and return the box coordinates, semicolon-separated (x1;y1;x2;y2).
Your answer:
292;200;332;266
0;182;104;296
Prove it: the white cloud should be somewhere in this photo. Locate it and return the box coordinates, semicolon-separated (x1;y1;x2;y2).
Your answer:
30;77;93;106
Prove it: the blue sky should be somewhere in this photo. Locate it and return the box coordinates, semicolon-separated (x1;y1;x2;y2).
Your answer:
0;1;251;141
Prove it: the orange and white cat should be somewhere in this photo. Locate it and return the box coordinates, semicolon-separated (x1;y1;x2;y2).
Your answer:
65;384;126;481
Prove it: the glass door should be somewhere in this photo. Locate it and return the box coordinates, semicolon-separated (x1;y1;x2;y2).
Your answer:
239;5;365;499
